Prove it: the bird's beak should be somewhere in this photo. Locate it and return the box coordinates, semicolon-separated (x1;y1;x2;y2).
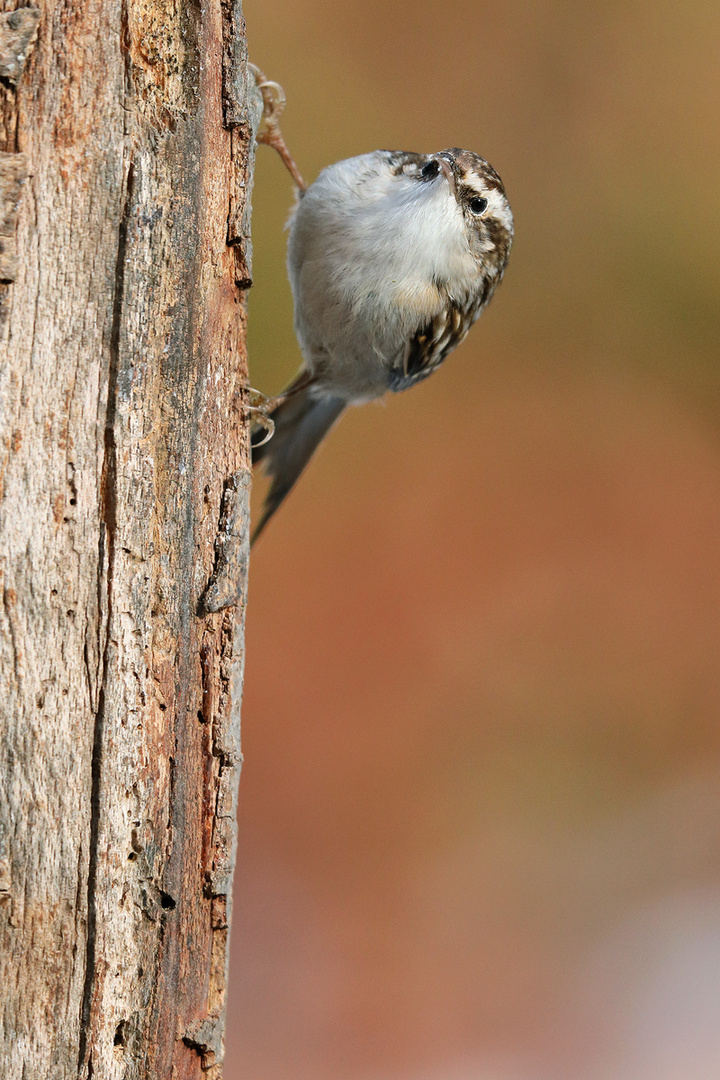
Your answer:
435;152;458;196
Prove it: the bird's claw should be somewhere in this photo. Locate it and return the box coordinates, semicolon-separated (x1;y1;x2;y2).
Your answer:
249;63;307;192
246;387;279;448
250;413;275;448
248;64;286;128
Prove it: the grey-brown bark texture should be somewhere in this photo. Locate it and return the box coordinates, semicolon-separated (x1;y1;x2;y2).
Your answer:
0;1;258;1076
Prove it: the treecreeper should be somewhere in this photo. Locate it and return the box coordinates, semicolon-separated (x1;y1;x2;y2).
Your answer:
248;66;513;543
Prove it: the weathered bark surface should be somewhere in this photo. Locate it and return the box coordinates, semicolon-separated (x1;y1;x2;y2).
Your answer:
0;1;257;1076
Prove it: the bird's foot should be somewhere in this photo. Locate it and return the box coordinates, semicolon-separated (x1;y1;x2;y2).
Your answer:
249;63;307;192
245;387;281;447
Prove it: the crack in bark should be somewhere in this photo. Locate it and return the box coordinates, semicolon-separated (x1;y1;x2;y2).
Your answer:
182;1012;224;1068
77;152;135;1077
197;470;250;615
2;586;22;682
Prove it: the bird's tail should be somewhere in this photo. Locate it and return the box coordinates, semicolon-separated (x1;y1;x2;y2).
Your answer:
251;376;346;544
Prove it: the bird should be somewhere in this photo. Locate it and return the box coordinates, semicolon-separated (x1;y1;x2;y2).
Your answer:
250;145;513;543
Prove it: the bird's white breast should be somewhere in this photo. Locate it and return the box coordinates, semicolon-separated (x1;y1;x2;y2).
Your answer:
287;152;480;401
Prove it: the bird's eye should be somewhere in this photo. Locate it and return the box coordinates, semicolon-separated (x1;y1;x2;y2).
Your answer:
421;160;440;179
469;196;488;214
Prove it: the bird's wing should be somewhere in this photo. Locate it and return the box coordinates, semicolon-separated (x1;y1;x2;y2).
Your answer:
389;303;475;393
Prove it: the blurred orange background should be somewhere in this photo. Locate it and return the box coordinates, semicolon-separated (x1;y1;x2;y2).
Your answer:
226;1;720;1077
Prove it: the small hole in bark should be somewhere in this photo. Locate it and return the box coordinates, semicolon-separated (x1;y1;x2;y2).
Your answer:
51;589;58;596
160;891;176;910
114;1021;126;1046
36;693;44;708
159;703;166;712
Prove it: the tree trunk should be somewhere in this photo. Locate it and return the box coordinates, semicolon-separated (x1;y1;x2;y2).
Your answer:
0;1;257;1076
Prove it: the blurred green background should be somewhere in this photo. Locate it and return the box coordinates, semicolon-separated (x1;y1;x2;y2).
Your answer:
227;1;720;1077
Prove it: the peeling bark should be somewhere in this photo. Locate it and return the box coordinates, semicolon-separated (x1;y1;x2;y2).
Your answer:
0;1;257;1076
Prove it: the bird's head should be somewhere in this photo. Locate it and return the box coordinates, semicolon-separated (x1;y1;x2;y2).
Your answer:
386;147;513;282
424;148;513;277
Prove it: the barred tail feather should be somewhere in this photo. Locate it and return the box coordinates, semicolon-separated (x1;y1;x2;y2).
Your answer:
251;384;346;543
